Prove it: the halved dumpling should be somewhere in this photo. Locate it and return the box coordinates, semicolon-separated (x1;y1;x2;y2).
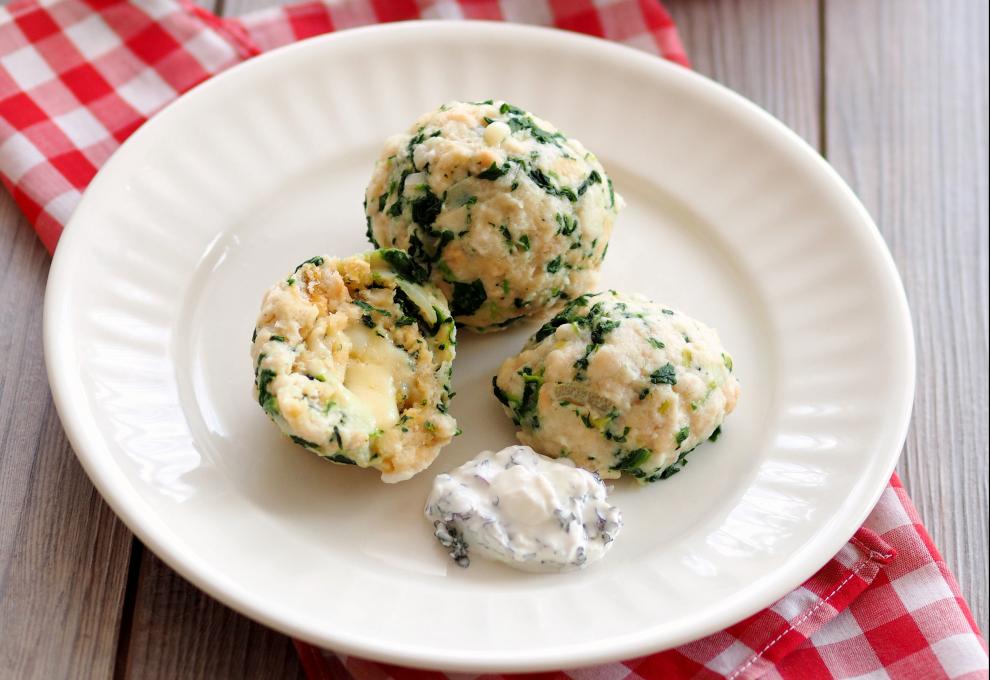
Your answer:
251;250;457;482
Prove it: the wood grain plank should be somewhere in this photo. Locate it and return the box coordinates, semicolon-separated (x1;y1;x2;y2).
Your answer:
120;551;304;680
825;0;989;630
665;0;821;148
0;192;134;679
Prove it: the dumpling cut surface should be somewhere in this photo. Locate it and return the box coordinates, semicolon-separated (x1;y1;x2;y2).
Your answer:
493;291;740;482
425;445;622;572
364;100;623;332
251;250;457;482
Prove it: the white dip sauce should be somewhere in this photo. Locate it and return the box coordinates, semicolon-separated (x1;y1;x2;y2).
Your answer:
424;445;622;572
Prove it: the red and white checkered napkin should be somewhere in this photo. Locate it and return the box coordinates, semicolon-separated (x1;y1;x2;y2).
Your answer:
0;1;985;678
311;477;988;680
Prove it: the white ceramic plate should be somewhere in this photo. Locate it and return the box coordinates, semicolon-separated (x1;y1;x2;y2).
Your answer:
44;22;915;672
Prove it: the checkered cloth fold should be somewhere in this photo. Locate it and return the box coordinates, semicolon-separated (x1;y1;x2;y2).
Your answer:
316;478;986;680
0;1;986;678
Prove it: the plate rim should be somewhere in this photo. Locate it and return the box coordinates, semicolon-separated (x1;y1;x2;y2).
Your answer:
44;20;916;671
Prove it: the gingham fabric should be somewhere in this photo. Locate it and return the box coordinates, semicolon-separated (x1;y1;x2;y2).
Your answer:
0;1;985;678
306;477;987;680
0;0;686;252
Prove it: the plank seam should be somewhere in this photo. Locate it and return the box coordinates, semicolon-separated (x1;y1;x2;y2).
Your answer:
112;539;144;680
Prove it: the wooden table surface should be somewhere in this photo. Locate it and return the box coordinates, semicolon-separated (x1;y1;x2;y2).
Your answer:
1;1;986;677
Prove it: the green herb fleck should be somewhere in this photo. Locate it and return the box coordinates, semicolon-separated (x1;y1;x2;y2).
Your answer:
504;112;564;146
650;363;677;385
450;279;487;317
498;224;514;249
575;170;601;196
366;214;378;247
513;367;543;429
612;448;651;471
257;369;276;408
532;293;595;343
529;168;577;201
411;188;442;228
353;299;391;317
392;287;442;337
555;213;578;236
380;249;428;283
290;435;320;450
477;162;509;180
653;446;697;481
492;376;516;408
294;256;324;272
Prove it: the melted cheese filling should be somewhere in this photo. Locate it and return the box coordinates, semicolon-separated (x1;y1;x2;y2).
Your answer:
343;325;410;428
